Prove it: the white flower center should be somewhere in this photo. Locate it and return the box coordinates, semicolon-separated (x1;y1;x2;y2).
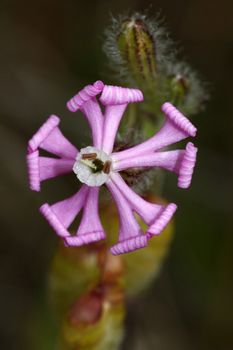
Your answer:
73;146;112;187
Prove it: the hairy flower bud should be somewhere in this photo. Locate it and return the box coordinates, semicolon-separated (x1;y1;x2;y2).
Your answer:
168;62;208;115
117;18;157;87
104;12;207;117
104;13;174;114
170;74;189;106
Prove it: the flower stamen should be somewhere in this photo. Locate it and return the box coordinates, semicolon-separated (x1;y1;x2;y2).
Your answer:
103;161;111;174
82;153;97;160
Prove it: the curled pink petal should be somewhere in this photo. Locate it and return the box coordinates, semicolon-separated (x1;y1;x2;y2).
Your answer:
27;152;74;191
111;173;177;235
177;142;198;188
111;235;148;256
64;231;105;247
28;115;59;153
28;115;78;159
67;82;104;148
112;149;183;172
100;85;143;105
112;102;197;162
39;157;74;181
146;203;177;238
27;150;40;191
101;104;127;154
40;185;89;238
81;98;104;148
65;187;105;247
107;179;147;255
40;203;70;238
110;172;161;224
27;116;77;191
162;102;197;137
101;86;143;153
67;81;104;112
113;142;197;189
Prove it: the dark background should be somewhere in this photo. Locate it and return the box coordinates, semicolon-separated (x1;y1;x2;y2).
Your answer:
0;0;232;349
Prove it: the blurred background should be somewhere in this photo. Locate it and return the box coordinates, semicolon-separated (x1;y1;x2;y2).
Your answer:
0;0;232;349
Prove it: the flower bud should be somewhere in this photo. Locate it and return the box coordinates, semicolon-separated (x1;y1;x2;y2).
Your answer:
170;74;189;107
117;18;157;88
104;13;172;115
167;62;208;115
104;13;207;118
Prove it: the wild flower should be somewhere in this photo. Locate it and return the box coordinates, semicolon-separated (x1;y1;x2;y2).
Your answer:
27;81;197;255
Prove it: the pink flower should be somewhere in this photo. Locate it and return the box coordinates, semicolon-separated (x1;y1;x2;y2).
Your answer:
27;81;197;255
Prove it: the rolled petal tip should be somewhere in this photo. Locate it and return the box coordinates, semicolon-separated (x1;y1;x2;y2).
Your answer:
40;203;70;238
93;80;105;90
146;203;177;238
110;234;148;255
67;81;105;112
27;117;76;191
28;115;60;153
64;231;105;247
178;142;198;189
27;150;40;191
100;85;143;105
161;102;197;137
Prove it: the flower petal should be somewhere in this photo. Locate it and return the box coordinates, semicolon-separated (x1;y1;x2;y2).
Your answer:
112;142;198;189
100;85;143;154
64;187;105;246
100;85;143;105
162;102;197;137
113;149;182;172
146;202;177;238
27;152;74;191
67;81;104;148
27;115;78;191
40;185;89;238
101;104;127;154
110;173;177;237
107;179;147;255
177;142;198;188
112;103;197;162
28;115;78;159
27;150;40;191
39;157;74;181
67;81;104;111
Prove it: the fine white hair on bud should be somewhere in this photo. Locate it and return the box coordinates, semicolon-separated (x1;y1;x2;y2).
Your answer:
73;146;112;187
